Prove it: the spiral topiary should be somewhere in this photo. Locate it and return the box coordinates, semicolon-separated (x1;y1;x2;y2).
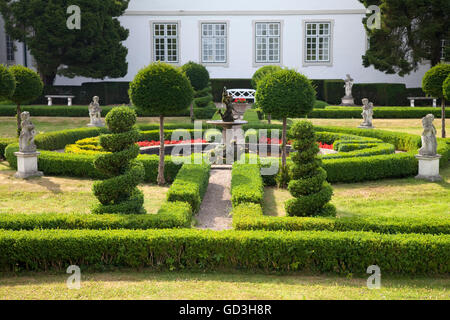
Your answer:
92;107;145;214
285;121;336;217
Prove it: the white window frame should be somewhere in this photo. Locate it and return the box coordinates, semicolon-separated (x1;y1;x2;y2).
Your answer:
199;21;229;66
6;35;15;62
302;20;334;67
151;21;180;64
252;20;283;67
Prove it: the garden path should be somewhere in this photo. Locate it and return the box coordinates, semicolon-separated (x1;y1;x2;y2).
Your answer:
196;168;233;230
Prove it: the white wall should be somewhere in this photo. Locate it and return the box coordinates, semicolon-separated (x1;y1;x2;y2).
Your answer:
54;2;429;88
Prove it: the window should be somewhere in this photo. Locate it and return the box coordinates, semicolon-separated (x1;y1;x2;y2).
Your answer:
255;22;280;63
153;23;178;63
305;22;331;63
6;35;15;62
201;23;227;64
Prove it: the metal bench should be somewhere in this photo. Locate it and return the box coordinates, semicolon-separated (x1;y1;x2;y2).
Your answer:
45;95;76;106
407;97;438;108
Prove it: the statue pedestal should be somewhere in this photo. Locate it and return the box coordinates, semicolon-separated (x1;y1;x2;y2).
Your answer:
14;152;43;179
87;121;105;128
415;154;442;182
358;124;375;129
341;96;355;106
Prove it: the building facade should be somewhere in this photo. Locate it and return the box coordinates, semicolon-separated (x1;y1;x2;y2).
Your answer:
1;0;431;88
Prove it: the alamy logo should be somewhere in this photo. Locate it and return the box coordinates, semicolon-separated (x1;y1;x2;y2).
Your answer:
366;265;381;289
66;265;81;289
66;5;81;30
366;5;381;30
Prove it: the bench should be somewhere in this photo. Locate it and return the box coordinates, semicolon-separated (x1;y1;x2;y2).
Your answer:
45;95;76;106
226;89;256;103
407;97;438;108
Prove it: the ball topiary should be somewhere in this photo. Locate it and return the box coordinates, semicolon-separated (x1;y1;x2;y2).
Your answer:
285;121;336;217
129;62;193;185
92;107;145;214
443;74;450;102
256;69;316;174
181;61;210;91
8;65;43;136
0;64;15;100
251;65;282;89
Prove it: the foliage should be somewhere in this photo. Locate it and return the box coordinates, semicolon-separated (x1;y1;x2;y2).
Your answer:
0;228;448;274
181;61;210;91
0;64;15;100
92;107;145;214
286;121;336;217
8;65;43;105
359;0;450;76
0;137;17;158
309;107;449;119
422;63;450;98
0;0;130;85
231;164;264;207
251;65;282;89
444;74;450;101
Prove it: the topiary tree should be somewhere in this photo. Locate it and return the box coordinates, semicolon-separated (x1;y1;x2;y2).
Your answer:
285;121;336;217
8;65;43;136
256;69;316;174
92;107;145;214
422;63;450;138
181;61;210;122
251;65;282;89
129;62;193;185
443;74;450;105
0;64;15;101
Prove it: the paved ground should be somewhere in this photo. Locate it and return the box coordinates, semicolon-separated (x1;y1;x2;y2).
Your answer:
195;169;232;230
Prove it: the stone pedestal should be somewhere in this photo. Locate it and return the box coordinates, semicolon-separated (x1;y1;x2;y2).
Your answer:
341;96;355;106
358;124;375;129
87;121;105;128
14;152;43;179
415;154;442;182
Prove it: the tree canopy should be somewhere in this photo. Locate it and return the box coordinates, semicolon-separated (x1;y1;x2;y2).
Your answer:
360;0;450;76
0;65;15;100
0;0;130;85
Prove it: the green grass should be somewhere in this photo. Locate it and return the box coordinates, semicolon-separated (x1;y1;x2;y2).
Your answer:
264;167;450;220
0;271;448;300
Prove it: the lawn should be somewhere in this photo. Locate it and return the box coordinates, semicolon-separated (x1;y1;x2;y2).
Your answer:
264;167;450;219
0;271;448;300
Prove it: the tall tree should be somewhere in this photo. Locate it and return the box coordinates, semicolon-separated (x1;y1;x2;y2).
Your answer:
360;0;450;76
0;0;130;85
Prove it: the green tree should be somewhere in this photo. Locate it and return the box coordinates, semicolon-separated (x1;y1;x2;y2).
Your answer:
181;61;210;122
8;66;43;136
285;121;336;217
0;64;15;100
0;0;130;85
443;74;450;101
360;0;450;76
255;69;316;173
422;63;450;138
92;107;145;214
251;65;282;89
129;62;193;185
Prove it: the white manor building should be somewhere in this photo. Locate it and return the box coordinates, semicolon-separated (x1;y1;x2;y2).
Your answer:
0;0;432;88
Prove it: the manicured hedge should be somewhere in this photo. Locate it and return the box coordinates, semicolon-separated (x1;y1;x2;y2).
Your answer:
232;203;450;235
231;164;264;207
0;137;17;159
0;202;193;230
0;228;448;274
309;106;449;119
166;164;211;213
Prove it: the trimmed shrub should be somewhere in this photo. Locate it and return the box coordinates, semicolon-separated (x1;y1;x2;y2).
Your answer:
443;74;450;101
0;229;448;274
423;63;450;98
181;61;210;91
231;164;264;207
286;121;336;217
0;64;15;100
193;94;213;108
309;107;449;119
251;65;283;89
0;138;17;159
92;107;145;214
166;164;211;213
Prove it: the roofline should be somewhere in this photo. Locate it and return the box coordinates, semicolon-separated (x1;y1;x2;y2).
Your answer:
124;9;367;16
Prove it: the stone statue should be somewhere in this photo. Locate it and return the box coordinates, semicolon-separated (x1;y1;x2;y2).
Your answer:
19;112;37;153
88;96;104;127
218;87;236;122
341;74;355;106
359;98;374;128
418;114;438;156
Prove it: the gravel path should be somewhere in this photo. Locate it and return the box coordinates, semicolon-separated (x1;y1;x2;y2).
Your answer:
196;169;232;230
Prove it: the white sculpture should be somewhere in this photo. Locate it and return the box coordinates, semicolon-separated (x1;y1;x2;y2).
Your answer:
415;114;441;182
341;74;355;106
88;96;104;127
358;98;374;129
14;112;43;179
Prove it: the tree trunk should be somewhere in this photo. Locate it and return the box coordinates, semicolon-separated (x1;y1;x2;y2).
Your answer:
190;102;194;123
157;115;166;185
39;70;57;86
16;104;21;137
268;114;272;124
442;99;446;138
282;117;287;169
